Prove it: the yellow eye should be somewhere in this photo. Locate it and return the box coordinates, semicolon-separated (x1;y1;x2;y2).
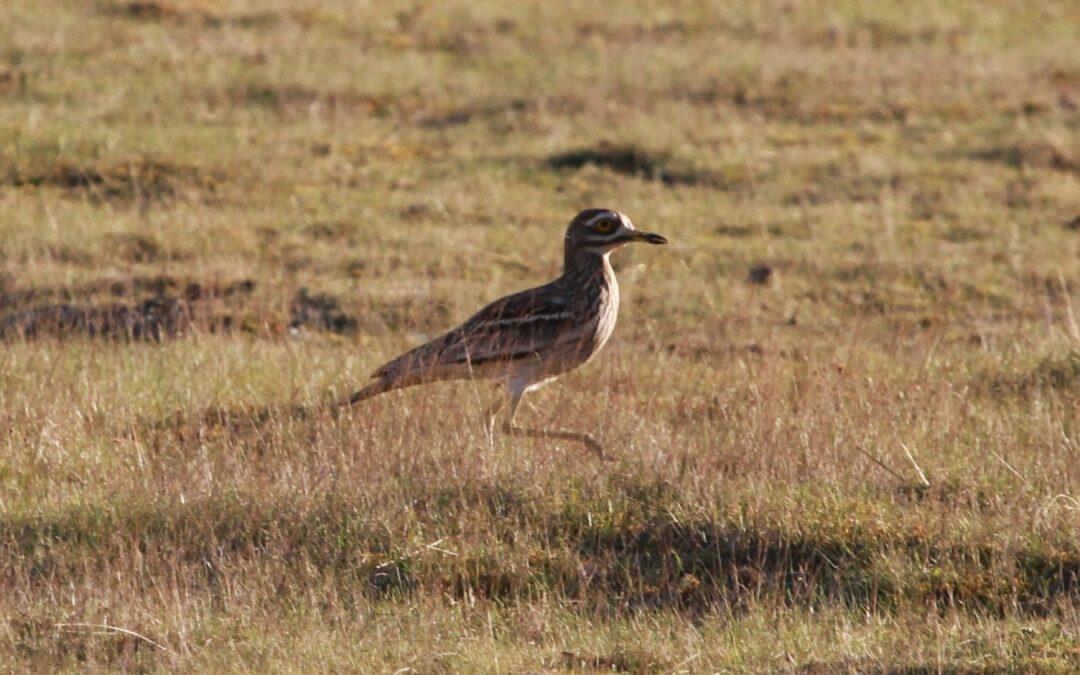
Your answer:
594;218;616;234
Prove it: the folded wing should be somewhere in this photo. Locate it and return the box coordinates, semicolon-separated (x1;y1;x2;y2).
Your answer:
372;285;582;384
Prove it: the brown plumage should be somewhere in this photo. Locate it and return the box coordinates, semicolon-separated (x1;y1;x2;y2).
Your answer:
337;208;667;458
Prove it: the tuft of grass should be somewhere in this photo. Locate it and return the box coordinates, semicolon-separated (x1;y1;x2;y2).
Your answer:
5;158;222;205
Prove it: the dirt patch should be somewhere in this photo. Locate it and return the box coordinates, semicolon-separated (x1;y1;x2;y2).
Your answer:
673;77;913;125
290;288;451;336
419;99;532;129
1;278;449;341
290;288;358;335
418;96;583;129
220;86;572;125
99;0;180;21
221;84;399;117
991;351;1080;396
104;232;189;263
6;158;221;205
810;20;967;49
0;276;253;341
970;141;1078;174
747;263;774;285
398;203;437;222
98;1;278;29
0;68;29;95
547;142;729;188
0;276;252;308
558;649;668;672
714;224;756;238
939;225;989;243
0;299;210;341
300;221;358;242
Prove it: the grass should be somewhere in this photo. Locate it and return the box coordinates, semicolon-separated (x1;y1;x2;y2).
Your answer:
1;0;1078;670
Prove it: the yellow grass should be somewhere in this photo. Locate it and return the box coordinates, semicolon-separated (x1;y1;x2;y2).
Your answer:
1;0;1078;670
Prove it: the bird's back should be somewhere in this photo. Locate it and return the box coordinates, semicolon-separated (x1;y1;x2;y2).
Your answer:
371;252;618;389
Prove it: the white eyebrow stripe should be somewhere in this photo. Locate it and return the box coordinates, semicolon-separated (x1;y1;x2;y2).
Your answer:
474;312;573;328
585;211;617;228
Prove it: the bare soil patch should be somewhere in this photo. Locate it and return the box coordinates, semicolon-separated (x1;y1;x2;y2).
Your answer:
419;96;584;129
0;276;253;341
289;288;359;335
970;142;1078;174
6;158;222;205
98;1;278;29
547;142;734;188
218;84;401;117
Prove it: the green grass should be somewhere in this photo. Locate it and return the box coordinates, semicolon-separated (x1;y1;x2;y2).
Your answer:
1;0;1078;670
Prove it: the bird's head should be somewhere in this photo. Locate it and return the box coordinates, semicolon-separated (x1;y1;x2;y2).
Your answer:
564;208;667;259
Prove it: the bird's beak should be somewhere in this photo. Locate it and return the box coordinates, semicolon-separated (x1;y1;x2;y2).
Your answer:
630;230;667;245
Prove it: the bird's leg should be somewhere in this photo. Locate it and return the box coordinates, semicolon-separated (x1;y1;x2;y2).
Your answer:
482;395;506;440
501;389;609;460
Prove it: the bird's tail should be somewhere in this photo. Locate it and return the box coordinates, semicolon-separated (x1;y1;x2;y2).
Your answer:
259;379;393;422
330;377;396;410
326;364;461;413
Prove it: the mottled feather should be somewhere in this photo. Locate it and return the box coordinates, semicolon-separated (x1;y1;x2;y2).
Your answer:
338;207;665;429
373;286;580;381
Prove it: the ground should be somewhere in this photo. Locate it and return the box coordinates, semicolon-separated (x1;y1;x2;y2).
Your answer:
1;0;1078;671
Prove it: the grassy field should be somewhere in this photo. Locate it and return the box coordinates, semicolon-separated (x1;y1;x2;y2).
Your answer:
1;0;1078;671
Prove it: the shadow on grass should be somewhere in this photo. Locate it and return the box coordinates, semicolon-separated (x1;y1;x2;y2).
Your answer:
547;142;744;189
5;158;223;205
980;350;1080;399
3;479;1076;618
98;0;279;29
0;276;253;341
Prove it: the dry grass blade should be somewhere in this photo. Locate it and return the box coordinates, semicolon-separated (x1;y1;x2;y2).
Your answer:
3;0;1079;671
375;537;456;571
855;445;908;484
989;449;1031;487
899;442;931;488
1058;270;1080;343
55;623;177;656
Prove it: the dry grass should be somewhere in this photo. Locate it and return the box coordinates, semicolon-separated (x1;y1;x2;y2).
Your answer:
1;0;1078;671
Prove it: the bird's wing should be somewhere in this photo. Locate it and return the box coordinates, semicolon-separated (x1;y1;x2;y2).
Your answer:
372;285;581;381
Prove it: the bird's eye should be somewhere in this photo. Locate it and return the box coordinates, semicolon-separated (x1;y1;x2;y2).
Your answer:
594;218;616;234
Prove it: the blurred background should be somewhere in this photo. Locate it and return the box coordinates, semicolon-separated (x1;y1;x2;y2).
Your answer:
1;1;1078;671
3;0;1076;349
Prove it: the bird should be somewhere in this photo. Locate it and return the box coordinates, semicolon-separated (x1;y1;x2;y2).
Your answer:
335;208;667;458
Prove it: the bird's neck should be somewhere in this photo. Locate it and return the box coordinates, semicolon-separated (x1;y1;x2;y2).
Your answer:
562;248;615;288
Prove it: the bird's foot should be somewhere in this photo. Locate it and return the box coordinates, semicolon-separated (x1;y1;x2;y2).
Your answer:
580;435;612;462
503;425;611;461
